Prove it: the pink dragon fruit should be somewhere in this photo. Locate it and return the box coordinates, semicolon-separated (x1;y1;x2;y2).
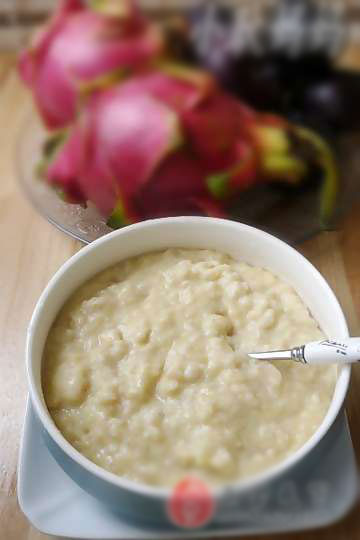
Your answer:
18;0;163;128
44;66;220;224
40;65;337;226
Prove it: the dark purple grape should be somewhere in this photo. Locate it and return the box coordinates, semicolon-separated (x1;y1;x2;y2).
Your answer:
302;72;360;131
182;1;360;136
280;53;333;85
221;53;332;113
224;54;287;111
285;109;336;142
186;0;338;116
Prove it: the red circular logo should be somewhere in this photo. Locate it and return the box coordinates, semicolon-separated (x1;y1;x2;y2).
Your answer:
167;477;215;529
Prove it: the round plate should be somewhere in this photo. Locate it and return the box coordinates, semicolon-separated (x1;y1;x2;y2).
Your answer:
17;113;112;244
17;112;359;245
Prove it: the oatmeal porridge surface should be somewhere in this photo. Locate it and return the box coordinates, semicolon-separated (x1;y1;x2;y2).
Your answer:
43;249;336;486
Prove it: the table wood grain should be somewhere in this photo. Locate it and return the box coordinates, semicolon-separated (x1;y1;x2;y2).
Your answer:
0;54;359;540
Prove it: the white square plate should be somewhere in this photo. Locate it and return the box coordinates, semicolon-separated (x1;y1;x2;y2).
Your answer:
18;400;358;539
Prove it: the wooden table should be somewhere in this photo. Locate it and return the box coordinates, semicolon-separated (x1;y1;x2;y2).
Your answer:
0;53;359;540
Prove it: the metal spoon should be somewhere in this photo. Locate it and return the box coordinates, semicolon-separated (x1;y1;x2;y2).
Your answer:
248;338;360;365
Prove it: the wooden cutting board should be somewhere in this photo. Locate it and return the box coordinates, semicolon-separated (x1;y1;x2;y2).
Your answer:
0;55;359;540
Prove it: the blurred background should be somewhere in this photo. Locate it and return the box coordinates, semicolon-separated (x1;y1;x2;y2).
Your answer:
1;2;360;539
2;0;360;50
9;0;360;243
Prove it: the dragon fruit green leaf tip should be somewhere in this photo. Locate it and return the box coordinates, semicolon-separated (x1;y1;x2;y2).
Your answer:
19;0;338;227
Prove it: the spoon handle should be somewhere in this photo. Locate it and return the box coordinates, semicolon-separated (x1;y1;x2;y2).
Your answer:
302;338;360;365
248;338;360;364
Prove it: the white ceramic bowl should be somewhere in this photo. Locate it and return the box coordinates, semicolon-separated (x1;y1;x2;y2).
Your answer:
26;217;350;526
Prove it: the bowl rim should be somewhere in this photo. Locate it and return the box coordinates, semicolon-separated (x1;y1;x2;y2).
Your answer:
26;217;351;500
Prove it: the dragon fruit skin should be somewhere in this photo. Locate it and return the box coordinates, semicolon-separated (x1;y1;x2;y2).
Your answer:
44;76;187;223
43;67;214;222
79;90;182;213
135;151;225;219
46;128;85;204
42;65;338;226
18;0;163;129
114;64;214;112
182;93;258;182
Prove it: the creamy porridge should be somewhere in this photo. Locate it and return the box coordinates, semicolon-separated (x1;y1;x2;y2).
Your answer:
43;249;336;487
